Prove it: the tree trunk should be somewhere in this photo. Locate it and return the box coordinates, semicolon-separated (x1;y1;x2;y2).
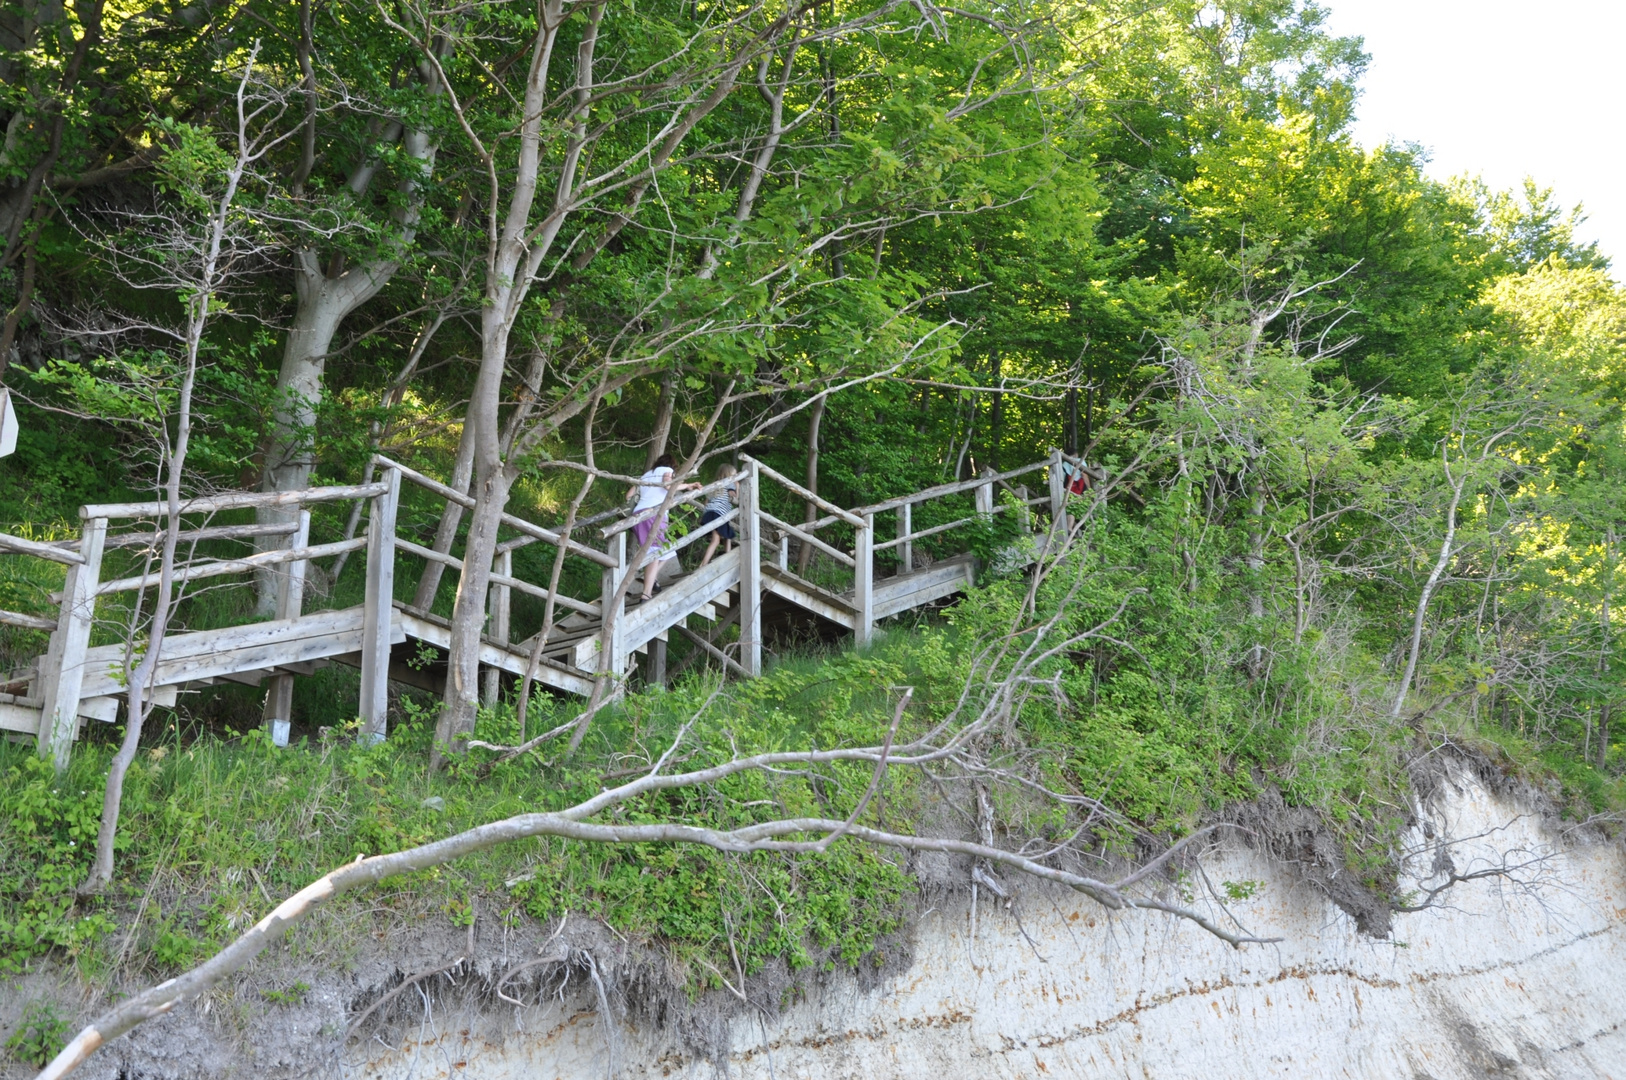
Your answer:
433;459;511;767
1598;526;1614;770
410;410;479;609
254;265;359;612
254;76;447;613
988;354;1003;471
434;276;522;766
1083;376;1093;446
1393;460;1466;718
1064;385;1078;456
1246;471;1266;679
646;372;677;468
797;394;826;575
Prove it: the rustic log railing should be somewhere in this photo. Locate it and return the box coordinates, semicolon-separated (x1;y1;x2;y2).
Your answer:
0;450;1091;770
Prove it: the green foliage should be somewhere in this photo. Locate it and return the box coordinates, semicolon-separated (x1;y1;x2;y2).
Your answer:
0;756;115;973
2;0;1624;1001
261;981;311;1006
5;1001;71;1068
0;657;927;989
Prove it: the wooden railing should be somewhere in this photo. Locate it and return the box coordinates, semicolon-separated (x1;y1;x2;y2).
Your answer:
1;448;1092;771
0;481;390;767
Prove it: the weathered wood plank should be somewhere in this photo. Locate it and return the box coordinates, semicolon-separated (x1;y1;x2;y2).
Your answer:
394;608;595;698
619;548;740;654
0;532;86;565
0;701;40;734
37;517;104;768
0;608;56;631
872;557;975;620
360;468;400;740
96;537;364;596
854;514;874;646
761;565;856;628
896;503;911;575
263;511;311;734
975;468;995;516
739;462;762;676
1048;448;1067;535
745;456;866;527
81;482;388;521
483;550;511;706
97;522;298;551
75;695;118;724
76;608;387;699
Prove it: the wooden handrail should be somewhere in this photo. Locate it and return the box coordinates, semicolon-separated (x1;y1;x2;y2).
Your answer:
0;532;86;565
100;522;300;550
660;506;739;559
758;509;856;567
601;472;739;538
858;460;1048;515
0;608;56;630
745;456;866;527
80;482;388;521
95;537;366;596
393;537;600;616
872;498;1032;552
49;521;301;553
375;456;617;569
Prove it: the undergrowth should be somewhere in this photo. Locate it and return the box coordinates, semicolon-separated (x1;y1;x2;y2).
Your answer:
3;566;1622;1018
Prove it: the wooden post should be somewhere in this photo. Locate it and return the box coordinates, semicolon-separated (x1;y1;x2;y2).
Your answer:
263;509;311;737
1013;484;1031;532
36;517;106;770
1047;447;1067;539
482;549;511;706
739;459;762;676
778;534;789;572
854;512;874;646
644;638;667;688
975;466;995;517
359;466;400;742
601;531;628;682
896;502;912;577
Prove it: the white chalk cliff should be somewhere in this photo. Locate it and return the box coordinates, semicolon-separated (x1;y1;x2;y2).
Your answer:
359;767;1626;1080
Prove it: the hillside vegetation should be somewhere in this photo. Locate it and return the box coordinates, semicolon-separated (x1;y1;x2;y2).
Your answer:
1;0;1624;1069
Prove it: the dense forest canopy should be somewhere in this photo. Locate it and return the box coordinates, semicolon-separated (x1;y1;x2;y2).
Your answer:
2;0;1621;759
2;2;1624;1026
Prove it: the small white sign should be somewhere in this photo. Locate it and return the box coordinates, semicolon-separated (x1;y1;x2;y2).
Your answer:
0;389;15;457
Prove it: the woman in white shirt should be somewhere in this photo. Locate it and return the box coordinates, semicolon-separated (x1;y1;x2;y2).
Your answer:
626;453;699;600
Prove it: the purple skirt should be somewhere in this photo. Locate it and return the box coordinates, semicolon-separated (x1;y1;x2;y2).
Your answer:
633;514;667;553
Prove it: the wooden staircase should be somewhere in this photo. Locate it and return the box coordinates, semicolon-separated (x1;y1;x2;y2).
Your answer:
0;449;1082;768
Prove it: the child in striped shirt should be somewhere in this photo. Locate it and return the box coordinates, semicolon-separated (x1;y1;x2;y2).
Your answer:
698;463;738;566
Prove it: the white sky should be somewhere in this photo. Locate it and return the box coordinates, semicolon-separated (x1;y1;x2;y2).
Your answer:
1319;0;1626;263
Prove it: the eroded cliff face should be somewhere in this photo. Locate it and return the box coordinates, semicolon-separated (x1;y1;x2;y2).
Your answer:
9;766;1624;1080
356;769;1626;1080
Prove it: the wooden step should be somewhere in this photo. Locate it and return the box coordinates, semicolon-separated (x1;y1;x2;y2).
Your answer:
77;607;390;700
760;564;856;628
393;604;594;697
871;555;976;619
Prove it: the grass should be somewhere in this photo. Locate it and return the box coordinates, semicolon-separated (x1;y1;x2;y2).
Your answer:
4;559;1623;1036
0;635;949;997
